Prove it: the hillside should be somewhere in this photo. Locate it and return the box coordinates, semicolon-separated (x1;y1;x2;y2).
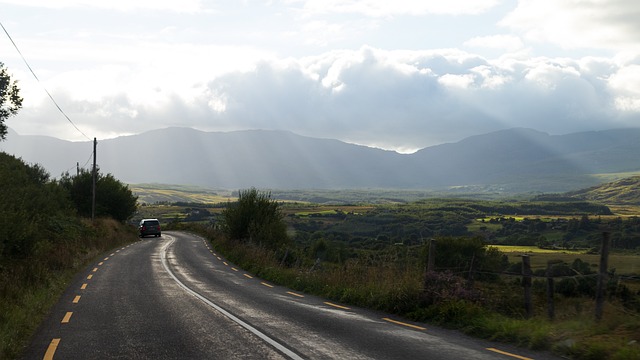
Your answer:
2;127;640;193
566;176;640;205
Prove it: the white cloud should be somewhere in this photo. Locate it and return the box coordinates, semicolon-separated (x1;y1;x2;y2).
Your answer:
464;35;525;52
0;0;207;12
292;0;501;16
608;64;640;111
500;0;640;51
11;47;639;150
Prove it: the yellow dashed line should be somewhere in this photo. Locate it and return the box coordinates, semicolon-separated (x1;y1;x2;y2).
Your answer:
261;282;274;288
81;283;88;290
287;291;304;298
87;274;93;280
486;348;533;360
73;296;81;304
61;312;73;324
104;257;109;261
382;318;426;331
98;262;103;266
231;268;238;272
244;274;253;279
217;257;222;260
110;253;115;256
43;338;60;360
325;302;351;310
92;267;98;272
223;262;228;266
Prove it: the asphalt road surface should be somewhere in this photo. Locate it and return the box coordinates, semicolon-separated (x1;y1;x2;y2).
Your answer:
23;231;562;359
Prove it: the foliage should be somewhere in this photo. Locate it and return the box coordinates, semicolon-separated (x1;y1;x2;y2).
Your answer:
421;270;482;306
0;62;23;141
0;218;137;359
221;188;289;249
59;168;138;222
0;153;74;259
427;236;509;276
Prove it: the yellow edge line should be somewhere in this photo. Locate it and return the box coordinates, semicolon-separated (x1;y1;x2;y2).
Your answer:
325;302;350;310
486;348;533;360
261;282;274;288
382;317;426;331
287;291;304;298
43;338;60;360
61;312;73;324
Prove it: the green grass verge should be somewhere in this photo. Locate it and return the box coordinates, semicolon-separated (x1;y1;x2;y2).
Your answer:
0;219;138;359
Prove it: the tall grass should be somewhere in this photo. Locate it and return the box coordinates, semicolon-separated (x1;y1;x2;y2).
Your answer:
0;218;137;359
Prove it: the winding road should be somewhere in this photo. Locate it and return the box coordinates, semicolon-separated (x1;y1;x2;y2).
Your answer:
23;231;561;359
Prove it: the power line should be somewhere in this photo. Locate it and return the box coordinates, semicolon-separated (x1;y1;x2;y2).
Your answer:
0;20;91;141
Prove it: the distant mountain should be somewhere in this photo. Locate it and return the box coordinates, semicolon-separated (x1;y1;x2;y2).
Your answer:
2;127;640;193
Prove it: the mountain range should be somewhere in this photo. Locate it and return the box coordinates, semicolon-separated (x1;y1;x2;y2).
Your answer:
2;127;640;194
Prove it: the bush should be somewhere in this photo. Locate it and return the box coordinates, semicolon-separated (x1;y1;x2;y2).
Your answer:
221;188;289;250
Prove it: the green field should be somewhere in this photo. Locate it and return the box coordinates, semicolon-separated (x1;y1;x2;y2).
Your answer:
494;245;640;275
130;184;234;204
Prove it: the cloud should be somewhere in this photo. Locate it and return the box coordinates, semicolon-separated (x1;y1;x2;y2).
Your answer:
500;0;640;51
294;0;501;16
464;35;525;52
10;47;640;152
0;0;207;12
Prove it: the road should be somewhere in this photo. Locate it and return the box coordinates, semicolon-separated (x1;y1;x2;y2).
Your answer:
23;231;561;359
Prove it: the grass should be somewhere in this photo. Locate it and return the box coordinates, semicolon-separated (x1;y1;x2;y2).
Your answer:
130;184;234;204
493;245;640;275
0;218;138;359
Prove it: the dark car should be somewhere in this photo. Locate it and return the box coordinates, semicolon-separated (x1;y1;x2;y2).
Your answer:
139;219;161;237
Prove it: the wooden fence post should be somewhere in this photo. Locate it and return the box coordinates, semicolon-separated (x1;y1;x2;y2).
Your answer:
427;239;436;273
522;255;533;318
595;232;610;321
467;252;476;289
546;260;561;320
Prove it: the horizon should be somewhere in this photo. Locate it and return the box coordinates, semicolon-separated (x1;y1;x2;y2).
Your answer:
1;0;638;153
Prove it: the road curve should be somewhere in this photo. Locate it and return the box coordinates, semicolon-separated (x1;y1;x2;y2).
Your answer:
23;231;562;360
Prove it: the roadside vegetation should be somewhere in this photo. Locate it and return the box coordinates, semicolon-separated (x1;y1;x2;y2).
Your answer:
154;187;640;360
1;66;139;359
0;153;138;359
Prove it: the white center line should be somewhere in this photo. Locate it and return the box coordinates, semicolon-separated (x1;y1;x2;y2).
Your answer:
160;238;303;360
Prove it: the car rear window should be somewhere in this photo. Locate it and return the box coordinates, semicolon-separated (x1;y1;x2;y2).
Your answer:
144;220;159;226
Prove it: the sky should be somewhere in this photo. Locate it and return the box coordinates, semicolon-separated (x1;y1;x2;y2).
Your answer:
1;0;639;153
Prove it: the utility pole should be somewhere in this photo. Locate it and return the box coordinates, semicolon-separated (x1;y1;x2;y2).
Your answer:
76;162;79;176
91;138;97;222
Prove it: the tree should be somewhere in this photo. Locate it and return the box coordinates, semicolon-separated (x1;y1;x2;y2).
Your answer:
0;152;73;258
0;62;23;140
221;188;289;249
59;169;138;222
